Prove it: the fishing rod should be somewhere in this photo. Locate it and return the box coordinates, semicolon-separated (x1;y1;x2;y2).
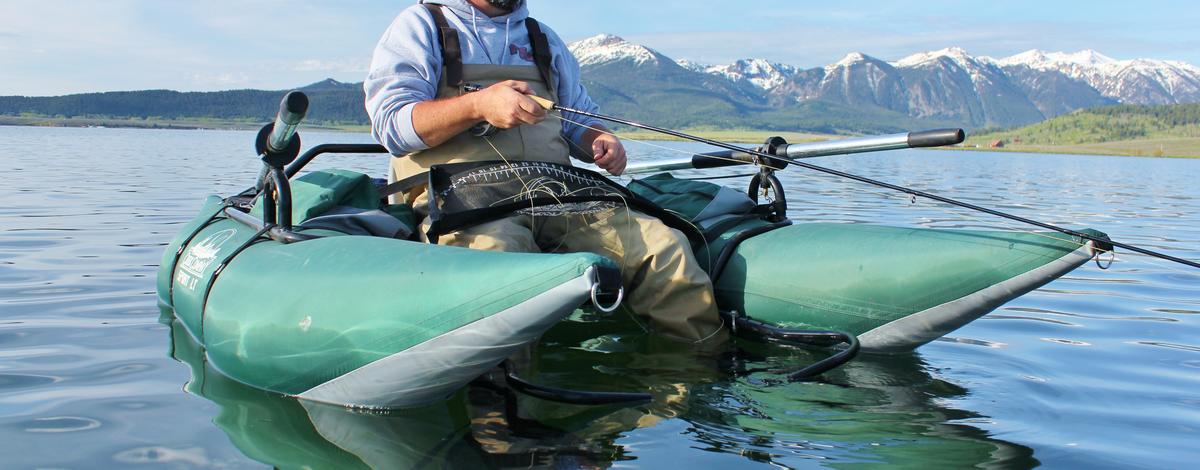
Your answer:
521;95;1200;270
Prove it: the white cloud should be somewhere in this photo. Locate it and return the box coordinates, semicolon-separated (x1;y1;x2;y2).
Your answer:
291;57;371;73
189;72;253;88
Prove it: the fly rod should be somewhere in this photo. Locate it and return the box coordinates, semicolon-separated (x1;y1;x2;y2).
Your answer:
522;95;1199;269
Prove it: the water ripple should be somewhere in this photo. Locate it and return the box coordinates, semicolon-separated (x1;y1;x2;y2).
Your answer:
112;447;211;466
1129;341;1200;353
1040;338;1092;346
934;337;1006;348
21;416;102;433
988;315;1078;326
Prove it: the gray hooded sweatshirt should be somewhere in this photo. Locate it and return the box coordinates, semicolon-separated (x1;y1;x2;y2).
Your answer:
364;0;603;155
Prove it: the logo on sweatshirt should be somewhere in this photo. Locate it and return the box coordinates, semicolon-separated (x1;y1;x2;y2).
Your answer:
509;44;534;62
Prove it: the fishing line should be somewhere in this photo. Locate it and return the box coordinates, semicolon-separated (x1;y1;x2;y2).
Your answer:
558;110;1198;277
559;111;1106;270
552;112;722;271
552;113;786;172
482;133;643;281
548;105;1200;270
839;173;1200;275
562;109;1130;277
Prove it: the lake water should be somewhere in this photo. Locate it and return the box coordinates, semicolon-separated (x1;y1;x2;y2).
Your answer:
1;126;1198;468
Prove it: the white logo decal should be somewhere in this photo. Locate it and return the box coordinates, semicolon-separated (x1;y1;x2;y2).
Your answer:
176;229;237;291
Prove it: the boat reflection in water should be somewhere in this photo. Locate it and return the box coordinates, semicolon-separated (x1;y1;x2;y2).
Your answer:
164;309;1037;468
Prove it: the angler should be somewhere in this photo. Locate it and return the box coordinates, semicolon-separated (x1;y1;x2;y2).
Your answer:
365;0;729;345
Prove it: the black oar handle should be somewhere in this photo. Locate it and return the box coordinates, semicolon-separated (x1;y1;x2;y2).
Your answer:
255;91;309;173
267;91;309;155
908;128;966;148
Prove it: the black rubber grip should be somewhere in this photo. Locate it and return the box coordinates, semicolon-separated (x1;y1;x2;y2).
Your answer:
692;150;755;169
279;91;309;125
907;128;965;148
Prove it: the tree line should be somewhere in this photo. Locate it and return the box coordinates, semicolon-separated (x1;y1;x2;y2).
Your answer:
979;103;1200;145
0;87;369;125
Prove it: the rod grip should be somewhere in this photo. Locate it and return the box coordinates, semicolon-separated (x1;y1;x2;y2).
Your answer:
529;95;555;110
907;128;965;148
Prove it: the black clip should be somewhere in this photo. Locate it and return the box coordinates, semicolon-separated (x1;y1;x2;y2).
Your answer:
461;83;500;137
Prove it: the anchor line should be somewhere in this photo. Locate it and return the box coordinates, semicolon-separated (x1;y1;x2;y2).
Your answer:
551;104;1200;270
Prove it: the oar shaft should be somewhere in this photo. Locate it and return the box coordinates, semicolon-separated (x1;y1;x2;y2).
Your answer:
625;130;969;174
553;104;1200;269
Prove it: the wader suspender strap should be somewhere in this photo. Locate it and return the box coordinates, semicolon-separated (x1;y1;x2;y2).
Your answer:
524;18;555;94
422;3;553;93
422;3;464;88
378;171;429;200
380;8;560;203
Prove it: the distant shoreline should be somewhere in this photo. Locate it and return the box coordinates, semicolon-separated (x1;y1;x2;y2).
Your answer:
4;115;1198;159
955;138;1200;159
0;115;366;133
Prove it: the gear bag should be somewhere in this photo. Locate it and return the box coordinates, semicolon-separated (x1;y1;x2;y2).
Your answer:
424;161;703;245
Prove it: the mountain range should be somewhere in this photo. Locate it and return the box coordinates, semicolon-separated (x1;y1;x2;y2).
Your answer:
569;34;1200;131
3;34;1199;134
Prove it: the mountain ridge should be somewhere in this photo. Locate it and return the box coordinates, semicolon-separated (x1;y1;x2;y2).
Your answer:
3;35;1198;134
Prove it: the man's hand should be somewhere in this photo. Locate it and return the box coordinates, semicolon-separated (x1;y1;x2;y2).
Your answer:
471;80;546;129
591;132;627;176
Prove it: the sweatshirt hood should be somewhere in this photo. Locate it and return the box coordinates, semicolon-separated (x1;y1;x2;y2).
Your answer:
420;0;530;23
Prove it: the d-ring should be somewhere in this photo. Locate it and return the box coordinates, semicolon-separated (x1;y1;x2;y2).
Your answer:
591;283;624;313
1095;248;1115;270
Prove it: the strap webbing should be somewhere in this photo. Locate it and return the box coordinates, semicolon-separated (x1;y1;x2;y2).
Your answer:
422;3;464;88
378;171;430;200
524;17;556;94
198;226;271;338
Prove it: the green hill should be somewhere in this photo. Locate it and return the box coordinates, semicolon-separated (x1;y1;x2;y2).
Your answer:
0;80;366;126
966;104;1200;157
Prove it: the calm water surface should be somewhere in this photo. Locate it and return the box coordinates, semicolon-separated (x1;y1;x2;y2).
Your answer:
1;126;1197;468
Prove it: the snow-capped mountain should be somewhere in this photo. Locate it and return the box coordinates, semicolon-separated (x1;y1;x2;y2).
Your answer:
993;49;1200;104
568;34;665;67
699;59;798;91
780;52;908;112
889;47;1046;125
565;34;1200;129
675;59;708;73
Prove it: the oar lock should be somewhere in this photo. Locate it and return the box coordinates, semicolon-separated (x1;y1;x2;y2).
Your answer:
751;136;790;222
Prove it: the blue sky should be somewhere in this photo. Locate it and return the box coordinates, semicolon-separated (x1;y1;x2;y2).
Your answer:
2;0;1198;96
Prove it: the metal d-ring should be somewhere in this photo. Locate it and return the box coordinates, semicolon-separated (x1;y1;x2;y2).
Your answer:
1095;247;1115;270
591;283;624;313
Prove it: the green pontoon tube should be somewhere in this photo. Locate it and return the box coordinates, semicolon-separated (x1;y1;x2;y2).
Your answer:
157;92;1111;409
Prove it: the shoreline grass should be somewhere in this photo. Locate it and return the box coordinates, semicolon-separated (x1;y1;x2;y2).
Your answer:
955;137;1200;159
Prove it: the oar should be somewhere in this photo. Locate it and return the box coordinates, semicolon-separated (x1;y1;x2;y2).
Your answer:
522;95;1200;270
623;129;964;175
